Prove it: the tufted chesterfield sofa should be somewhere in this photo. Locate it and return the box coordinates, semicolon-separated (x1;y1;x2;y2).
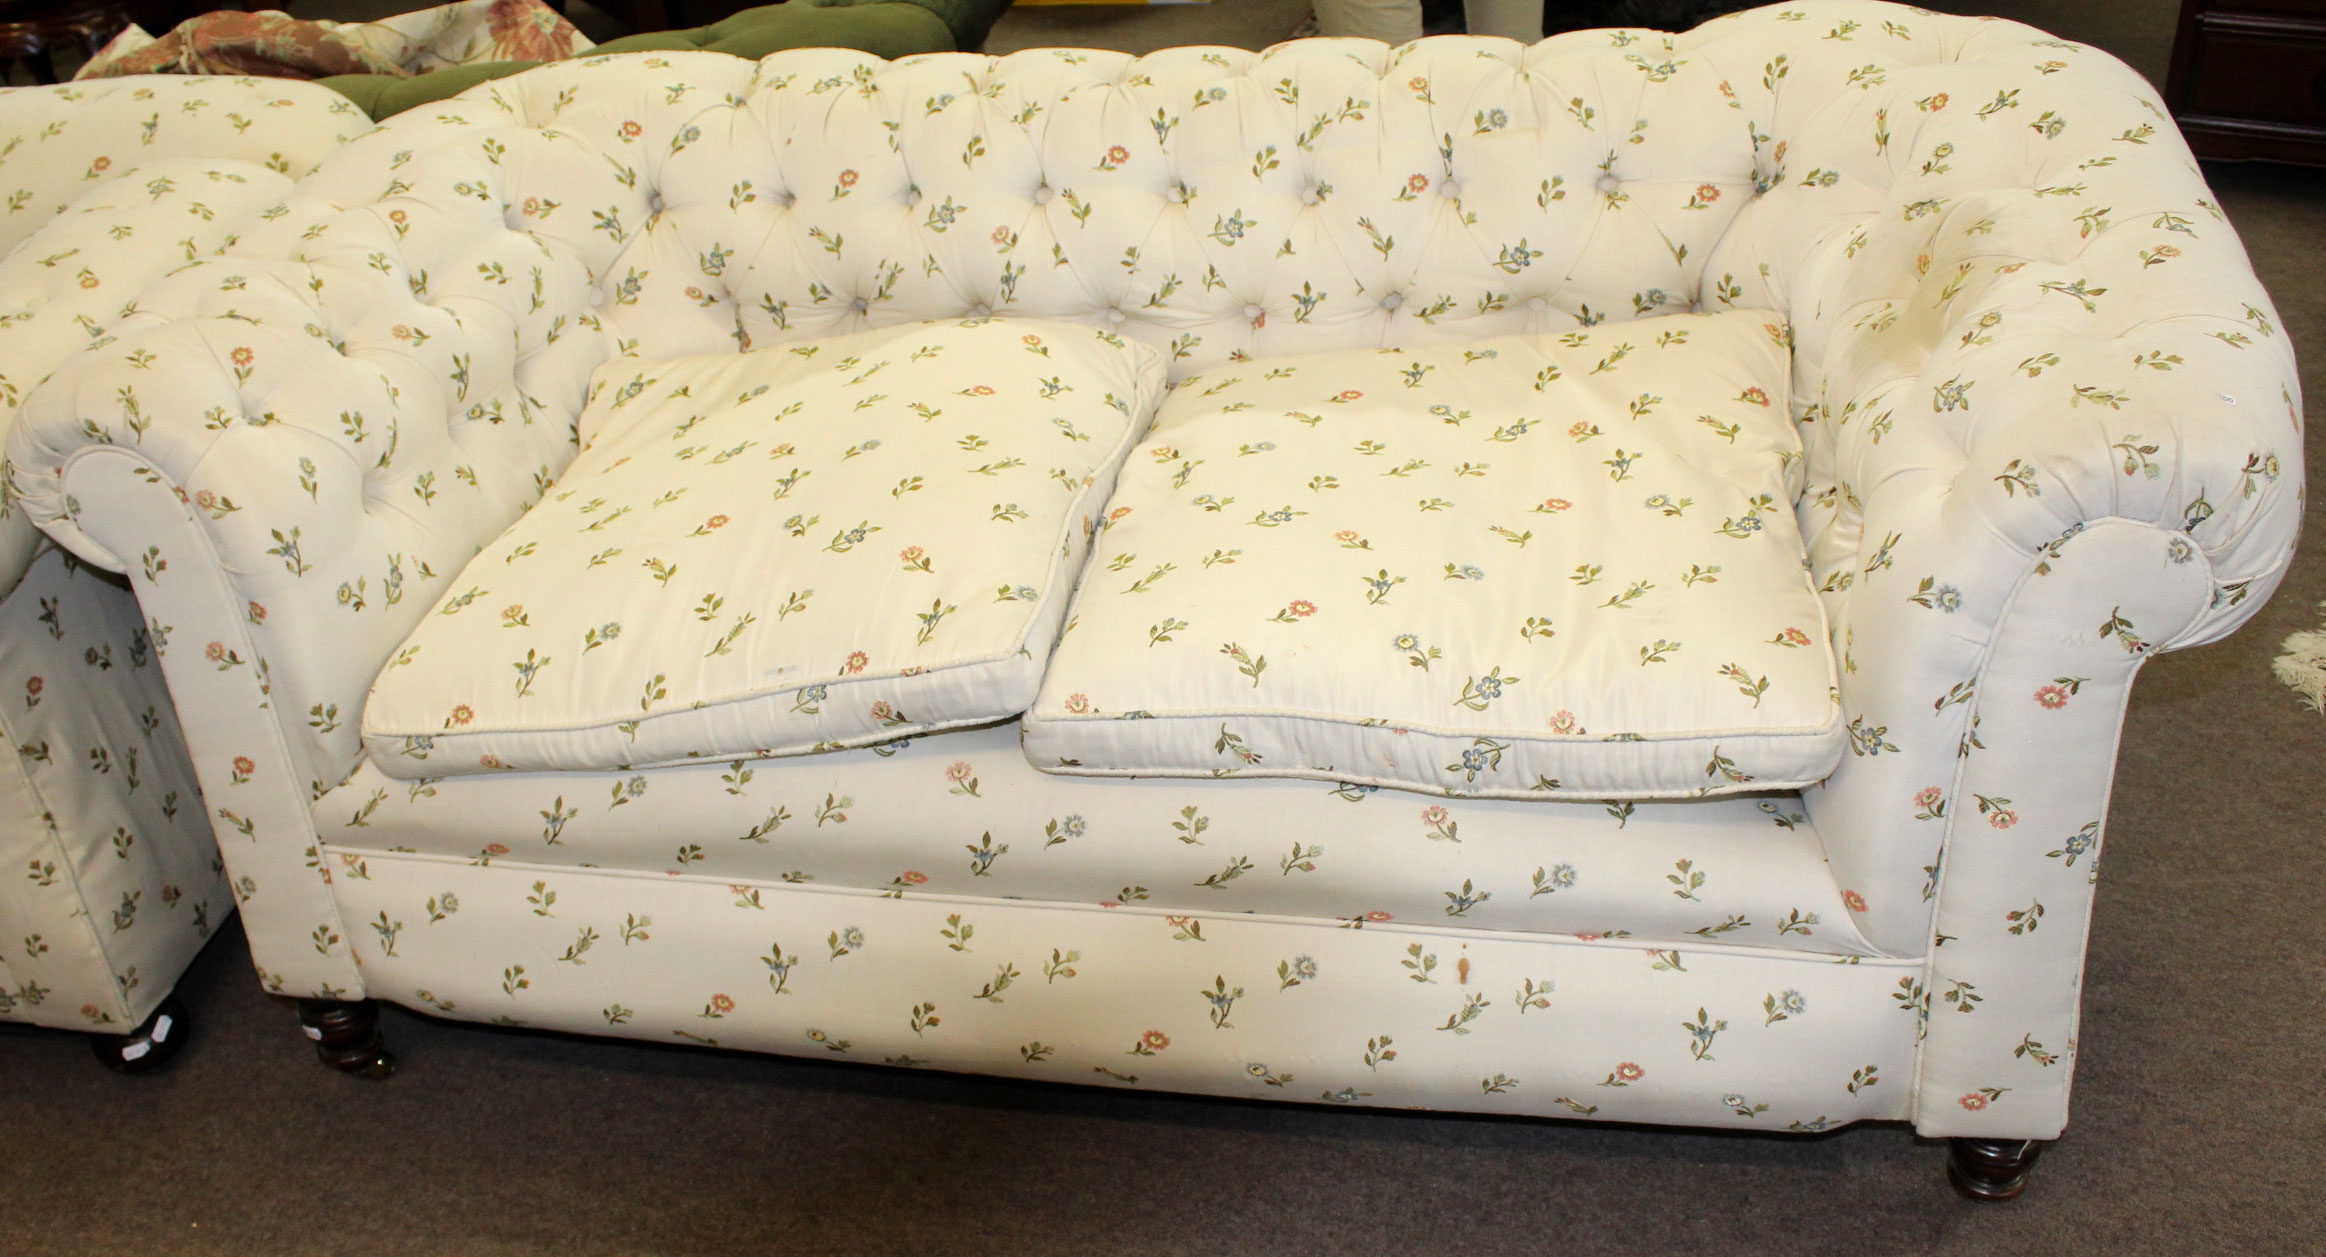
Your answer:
0;76;371;1064
7;2;2303;1190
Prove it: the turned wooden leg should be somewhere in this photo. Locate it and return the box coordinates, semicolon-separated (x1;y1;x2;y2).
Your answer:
297;998;395;1079
1947;1137;2046;1201
90;995;192;1073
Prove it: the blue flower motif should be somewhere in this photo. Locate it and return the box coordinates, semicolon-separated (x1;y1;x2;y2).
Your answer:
1460;747;1489;772
1935;585;1963;613
1290;955;1318;981
1062;814;1087;838
1475;676;1503;699
2063;829;2094;856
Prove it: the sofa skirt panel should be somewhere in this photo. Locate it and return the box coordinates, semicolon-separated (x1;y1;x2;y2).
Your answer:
316;721;1884;959
0;545;227;1031
326;847;1933;1134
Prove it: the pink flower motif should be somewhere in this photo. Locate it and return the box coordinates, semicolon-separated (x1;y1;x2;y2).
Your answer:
837;169;858;187
705;514;729;530
388;209;407;225
969;384;995;395
232;756;255;776
1913;786;1943;809
1364;910;1393;923
870;701;894;719
1407;76;1428;92
522;197;541;217
1023;334;1044;347
1337;390;1364;402
1547;710;1580;734
1616;1062;1644;1082
1739;386;1770;406
1064;693;1091;714
204;641;226;663
1575;932;1605;942
1540;498;1572;512
1334;530;1360;543
1780;626;1811;646
1843;890;1868;913
78;273;98;290
1568;421;1595;438
710;993;735;1013
485;843;510;855
620;121;643;138
2035;684;2069;709
1958;1092;1989;1111
1926;93;1951;111
1407;173;1429;193
1164;915;1192;929
392;325;415;341
231;347;254;368
480;755;503;769
1108;506;1132;522
900;545;925;562
945;761;974;784
1989;809;2018;830
842;651;868;674
1695;183;1720;202
1105;145;1129;166
990;226;1012;246
903;870;929;885
1141;1029;1170;1051
1420;805;1450;825
247;602;267;623
450;705;474;726
24;677;41;698
1288;600;1317;617
91;157;110;172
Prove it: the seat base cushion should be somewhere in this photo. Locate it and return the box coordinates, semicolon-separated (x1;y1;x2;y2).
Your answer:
320;719;1882;957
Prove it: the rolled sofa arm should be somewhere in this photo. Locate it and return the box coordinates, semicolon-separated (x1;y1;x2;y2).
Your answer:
1693;4;2303;1137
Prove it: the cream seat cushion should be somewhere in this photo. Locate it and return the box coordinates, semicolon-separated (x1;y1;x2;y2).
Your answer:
363;318;1164;777
1023;310;1843;800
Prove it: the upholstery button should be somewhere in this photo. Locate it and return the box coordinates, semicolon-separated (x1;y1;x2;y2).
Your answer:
1441;180;1461;199
589;289;605;307
970;303;992;317
1527;296;1549;310
1381;292;1403;310
850;296;869;314
1596;174;1621;194
1301;185;1323;205
1033;184;1054;204
1106;309;1127;324
906;185;922;203
1241;304;1263;321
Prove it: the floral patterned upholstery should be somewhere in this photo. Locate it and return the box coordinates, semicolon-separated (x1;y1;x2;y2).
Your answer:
0;76;370;1033
5;4;2302;1137
1025;312;1847;798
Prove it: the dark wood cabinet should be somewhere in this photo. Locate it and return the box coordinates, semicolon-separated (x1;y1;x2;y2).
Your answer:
2166;0;2326;164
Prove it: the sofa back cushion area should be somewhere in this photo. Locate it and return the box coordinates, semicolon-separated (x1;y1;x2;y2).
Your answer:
13;4;2291;812
1024;310;1844;800
360;317;1164;778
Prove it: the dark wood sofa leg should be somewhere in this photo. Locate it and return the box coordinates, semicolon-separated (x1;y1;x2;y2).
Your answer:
297;997;395;1078
1947;1138;2046;1201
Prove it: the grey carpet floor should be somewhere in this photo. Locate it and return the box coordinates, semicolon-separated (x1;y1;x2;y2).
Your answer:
6;2;2325;1253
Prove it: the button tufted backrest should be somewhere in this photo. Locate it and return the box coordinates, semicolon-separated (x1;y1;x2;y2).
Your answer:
9;4;2300;803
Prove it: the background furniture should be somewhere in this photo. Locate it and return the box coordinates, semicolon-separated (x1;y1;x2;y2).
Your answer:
0;75;371;1066
0;0;132;82
321;0;1014;114
2165;0;2326;163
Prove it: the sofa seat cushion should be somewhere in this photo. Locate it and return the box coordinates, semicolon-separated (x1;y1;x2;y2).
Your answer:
1023;310;1843;800
317;720;1881;957
361;318;1164;778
